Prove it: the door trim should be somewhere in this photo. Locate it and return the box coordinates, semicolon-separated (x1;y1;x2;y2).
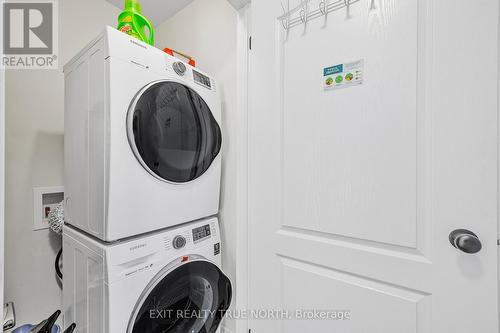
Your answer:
497;0;500;321
0;0;5;312
233;3;251;333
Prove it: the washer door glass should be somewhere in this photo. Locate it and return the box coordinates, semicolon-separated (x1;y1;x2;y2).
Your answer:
128;81;222;183
130;261;232;333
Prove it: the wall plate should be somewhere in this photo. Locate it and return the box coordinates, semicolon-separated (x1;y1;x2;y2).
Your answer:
33;186;64;231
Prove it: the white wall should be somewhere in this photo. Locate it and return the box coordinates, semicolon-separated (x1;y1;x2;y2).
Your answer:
155;1;239;331
4;0;119;327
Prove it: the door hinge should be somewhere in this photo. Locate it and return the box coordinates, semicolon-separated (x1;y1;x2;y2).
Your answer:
497;239;500;245
249;36;252;50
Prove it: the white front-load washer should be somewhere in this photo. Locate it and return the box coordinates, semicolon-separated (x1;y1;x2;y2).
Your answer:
64;27;222;241
63;217;232;333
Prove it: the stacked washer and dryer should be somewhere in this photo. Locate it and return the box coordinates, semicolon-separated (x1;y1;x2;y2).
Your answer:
62;27;232;333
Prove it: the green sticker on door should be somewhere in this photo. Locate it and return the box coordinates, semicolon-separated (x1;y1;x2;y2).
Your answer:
324;59;364;90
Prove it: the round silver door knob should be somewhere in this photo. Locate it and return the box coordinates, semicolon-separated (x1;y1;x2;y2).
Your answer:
449;229;482;254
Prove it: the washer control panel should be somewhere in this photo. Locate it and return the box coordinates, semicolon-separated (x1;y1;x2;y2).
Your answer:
172;235;187;249
192;224;211;243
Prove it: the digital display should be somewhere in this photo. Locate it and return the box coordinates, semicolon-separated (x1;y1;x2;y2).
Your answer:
193;70;212;89
192;224;211;242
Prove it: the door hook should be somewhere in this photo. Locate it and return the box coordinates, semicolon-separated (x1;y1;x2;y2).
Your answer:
319;1;328;17
281;18;289;30
345;0;351;18
299;0;309;25
299;9;306;23
281;0;291;31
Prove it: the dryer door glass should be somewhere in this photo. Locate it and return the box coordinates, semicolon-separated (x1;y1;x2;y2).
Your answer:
129;81;222;183
130;260;232;333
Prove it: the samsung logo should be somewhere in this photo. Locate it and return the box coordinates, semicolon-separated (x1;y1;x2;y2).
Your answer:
130;39;147;50
130;243;147;251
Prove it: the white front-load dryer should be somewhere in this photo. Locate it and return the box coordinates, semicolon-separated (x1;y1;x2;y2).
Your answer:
63;217;232;333
64;27;222;241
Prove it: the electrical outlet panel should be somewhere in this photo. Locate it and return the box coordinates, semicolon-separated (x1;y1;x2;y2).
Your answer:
33;186;64;231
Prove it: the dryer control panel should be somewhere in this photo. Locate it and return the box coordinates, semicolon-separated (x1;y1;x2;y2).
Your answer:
193;70;212;90
166;57;214;91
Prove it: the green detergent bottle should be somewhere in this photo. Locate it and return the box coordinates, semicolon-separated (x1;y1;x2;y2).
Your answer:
117;0;154;46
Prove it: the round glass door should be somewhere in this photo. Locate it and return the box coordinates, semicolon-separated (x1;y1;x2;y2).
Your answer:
127;81;222;183
128;260;232;333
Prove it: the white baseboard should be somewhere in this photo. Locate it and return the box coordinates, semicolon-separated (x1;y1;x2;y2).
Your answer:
221;324;237;333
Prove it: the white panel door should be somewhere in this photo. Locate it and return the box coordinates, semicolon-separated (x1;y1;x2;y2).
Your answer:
248;0;499;332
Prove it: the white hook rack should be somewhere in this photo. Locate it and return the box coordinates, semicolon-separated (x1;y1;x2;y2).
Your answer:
278;0;363;30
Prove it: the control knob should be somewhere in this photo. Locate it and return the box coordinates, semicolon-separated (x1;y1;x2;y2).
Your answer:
173;235;187;249
173;61;187;76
